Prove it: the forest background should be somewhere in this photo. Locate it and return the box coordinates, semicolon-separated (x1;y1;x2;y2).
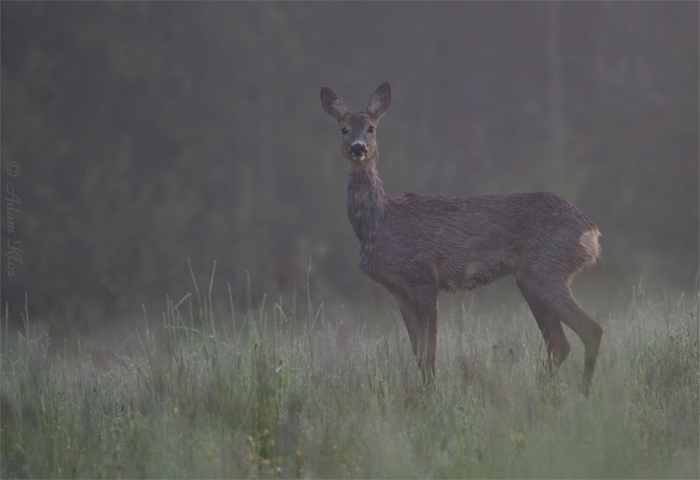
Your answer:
1;1;698;329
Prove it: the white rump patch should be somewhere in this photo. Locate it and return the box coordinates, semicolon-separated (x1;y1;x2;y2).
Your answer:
579;229;601;261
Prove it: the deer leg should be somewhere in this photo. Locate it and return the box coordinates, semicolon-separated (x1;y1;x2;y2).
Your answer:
390;286;438;388
517;274;602;396
415;286;438;387
516;276;571;375
553;285;603;397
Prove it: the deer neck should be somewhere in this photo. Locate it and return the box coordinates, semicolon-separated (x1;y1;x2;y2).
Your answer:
345;159;389;244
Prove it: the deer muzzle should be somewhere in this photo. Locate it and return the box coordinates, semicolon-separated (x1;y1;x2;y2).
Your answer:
349;142;368;161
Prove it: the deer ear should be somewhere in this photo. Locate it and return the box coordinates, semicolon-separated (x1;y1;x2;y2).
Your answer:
367;82;391;119
321;87;350;121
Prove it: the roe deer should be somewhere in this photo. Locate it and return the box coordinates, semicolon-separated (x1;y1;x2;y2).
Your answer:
320;82;603;396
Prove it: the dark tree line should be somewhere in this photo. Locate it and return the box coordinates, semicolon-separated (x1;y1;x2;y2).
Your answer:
1;2;697;326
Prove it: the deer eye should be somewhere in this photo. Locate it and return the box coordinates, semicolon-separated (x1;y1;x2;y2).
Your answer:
367;126;375;134
340;127;349;135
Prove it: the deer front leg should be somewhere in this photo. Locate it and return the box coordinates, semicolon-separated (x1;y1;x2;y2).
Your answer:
391;286;438;388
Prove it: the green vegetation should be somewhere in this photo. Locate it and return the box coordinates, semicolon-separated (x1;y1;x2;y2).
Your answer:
2;5;696;476
2;2;698;318
2;281;697;478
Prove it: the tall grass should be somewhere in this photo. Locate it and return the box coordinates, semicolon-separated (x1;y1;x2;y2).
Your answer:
1;280;698;478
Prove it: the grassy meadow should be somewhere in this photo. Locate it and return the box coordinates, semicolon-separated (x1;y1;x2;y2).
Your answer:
1;278;698;478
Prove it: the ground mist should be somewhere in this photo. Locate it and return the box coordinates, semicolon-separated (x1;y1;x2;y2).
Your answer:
1;281;698;478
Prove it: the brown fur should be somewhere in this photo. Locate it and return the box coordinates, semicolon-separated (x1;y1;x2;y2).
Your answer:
321;83;603;396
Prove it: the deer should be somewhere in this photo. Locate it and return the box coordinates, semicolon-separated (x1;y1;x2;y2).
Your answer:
320;82;604;396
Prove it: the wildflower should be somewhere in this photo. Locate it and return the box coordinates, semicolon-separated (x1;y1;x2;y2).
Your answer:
247;454;256;463
269;438;276;447
173;406;180;414
263;458;271;466
262;428;270;437
275;455;283;463
295;449;303;457
514;433;526;456
115;445;122;453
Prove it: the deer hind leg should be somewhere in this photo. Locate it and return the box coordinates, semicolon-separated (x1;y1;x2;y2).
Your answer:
516;276;571;374
390;286;438;388
517;274;602;396
555;285;602;397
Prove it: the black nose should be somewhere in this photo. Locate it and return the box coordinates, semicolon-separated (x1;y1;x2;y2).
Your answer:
349;143;367;157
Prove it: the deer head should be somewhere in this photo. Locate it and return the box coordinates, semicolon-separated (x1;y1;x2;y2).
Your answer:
320;82;391;165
